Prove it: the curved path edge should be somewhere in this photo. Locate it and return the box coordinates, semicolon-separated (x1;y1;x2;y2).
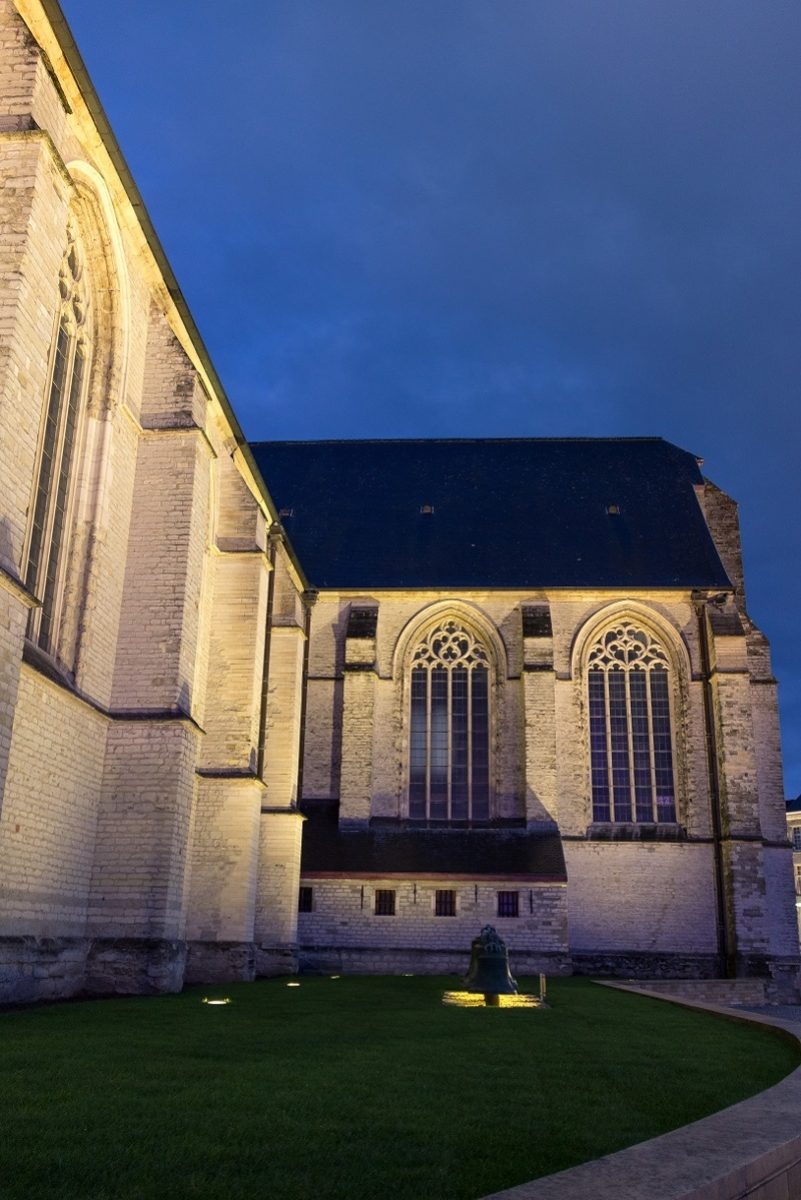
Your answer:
480;981;801;1200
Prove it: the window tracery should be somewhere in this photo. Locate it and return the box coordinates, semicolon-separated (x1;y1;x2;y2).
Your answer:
587;622;677;823
408;619;491;822
25;224;92;658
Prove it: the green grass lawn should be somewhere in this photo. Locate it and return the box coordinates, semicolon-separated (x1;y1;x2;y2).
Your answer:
0;976;796;1200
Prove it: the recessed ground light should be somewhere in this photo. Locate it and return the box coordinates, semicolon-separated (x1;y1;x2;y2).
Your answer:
202;997;231;1006
286;981;301;987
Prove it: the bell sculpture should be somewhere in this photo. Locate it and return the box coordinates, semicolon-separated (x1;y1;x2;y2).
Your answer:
464;925;518;1006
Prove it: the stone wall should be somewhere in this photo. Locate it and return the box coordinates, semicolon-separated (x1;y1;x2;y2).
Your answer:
0;0;306;1000
300;584;797;983
298;877;569;974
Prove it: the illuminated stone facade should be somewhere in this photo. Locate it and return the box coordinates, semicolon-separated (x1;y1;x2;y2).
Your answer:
0;0;798;1002
293;586;798;992
0;0;305;1000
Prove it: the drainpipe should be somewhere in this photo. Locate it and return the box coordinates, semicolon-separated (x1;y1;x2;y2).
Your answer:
256;526;279;781
694;593;735;979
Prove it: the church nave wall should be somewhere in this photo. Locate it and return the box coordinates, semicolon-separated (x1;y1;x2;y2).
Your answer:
297;877;569;975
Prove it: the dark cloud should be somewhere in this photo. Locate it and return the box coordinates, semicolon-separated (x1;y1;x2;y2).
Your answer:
62;0;801;792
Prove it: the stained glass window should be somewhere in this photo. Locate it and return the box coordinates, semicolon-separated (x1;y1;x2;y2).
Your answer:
408;619;491;823
587;622;677;823
25;227;91;659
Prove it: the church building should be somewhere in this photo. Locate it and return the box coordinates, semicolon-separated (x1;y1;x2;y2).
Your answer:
0;0;798;1003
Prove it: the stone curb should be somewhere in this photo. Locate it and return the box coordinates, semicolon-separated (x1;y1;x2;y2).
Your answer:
479;981;801;1200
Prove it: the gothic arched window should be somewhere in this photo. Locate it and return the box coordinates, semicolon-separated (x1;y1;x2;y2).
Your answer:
25;226;91;657
408;619;490;823
587;622;677;823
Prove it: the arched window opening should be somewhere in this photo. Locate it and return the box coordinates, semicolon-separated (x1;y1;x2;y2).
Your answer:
408;619;491;823
25;226;91;657
587;622;677;823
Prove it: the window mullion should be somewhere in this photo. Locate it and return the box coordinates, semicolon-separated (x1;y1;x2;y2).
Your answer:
41;333;84;652
446;667;453;821
467;666;473;822
645;668;658;821
26;321;71;631
425;666;432;820
603;669;614;820
41;330;76;576
624;669;636;817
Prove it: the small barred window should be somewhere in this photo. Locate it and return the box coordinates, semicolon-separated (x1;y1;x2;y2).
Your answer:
497;891;519;918
435;889;456;917
298;886;313;913
587;622;677;824
374;889;396;916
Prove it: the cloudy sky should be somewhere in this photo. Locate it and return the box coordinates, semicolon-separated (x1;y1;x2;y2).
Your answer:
61;0;801;794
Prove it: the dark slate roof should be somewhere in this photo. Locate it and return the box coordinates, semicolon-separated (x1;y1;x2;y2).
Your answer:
300;817;567;880
250;438;731;590
787;796;801;814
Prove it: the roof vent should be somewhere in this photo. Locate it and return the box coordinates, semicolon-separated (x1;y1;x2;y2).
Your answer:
419;504;435;515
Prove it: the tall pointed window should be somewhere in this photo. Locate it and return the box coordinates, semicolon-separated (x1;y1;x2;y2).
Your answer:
408;619;491;822
25;228;91;657
587;622;677;823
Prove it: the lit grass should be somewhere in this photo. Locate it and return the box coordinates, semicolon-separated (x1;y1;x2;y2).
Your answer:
0;976;796;1200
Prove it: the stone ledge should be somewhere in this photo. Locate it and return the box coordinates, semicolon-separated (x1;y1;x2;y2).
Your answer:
480;983;801;1200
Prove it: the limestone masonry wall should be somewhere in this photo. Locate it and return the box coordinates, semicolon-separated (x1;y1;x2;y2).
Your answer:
0;0;797;1002
0;0;306;999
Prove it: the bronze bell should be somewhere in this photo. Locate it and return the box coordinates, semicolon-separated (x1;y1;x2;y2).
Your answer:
464;925;518;1005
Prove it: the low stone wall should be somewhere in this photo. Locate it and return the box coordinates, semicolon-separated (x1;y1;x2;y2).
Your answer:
481;984;801;1200
84;938;186;995
185;940;255;983
628;978;768;1005
0;935;88;1002
571;950;720;979
299;945;571;975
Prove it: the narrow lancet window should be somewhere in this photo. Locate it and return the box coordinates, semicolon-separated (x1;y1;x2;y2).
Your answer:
25;228;91;657
587;623;677;823
408;619;491;823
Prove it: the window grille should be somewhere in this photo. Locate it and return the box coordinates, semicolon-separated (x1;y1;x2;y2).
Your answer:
25;227;91;658
298;886;313;913
587;622;677;823
497;891;519;918
795;865;801;897
408;619;491;822
792;828;801;851
435;889;456;916
374;889;396;916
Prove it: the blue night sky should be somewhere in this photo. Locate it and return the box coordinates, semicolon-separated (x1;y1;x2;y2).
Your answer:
60;1;801;795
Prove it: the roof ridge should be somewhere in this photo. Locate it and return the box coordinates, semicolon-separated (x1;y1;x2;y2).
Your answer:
249;436;668;447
